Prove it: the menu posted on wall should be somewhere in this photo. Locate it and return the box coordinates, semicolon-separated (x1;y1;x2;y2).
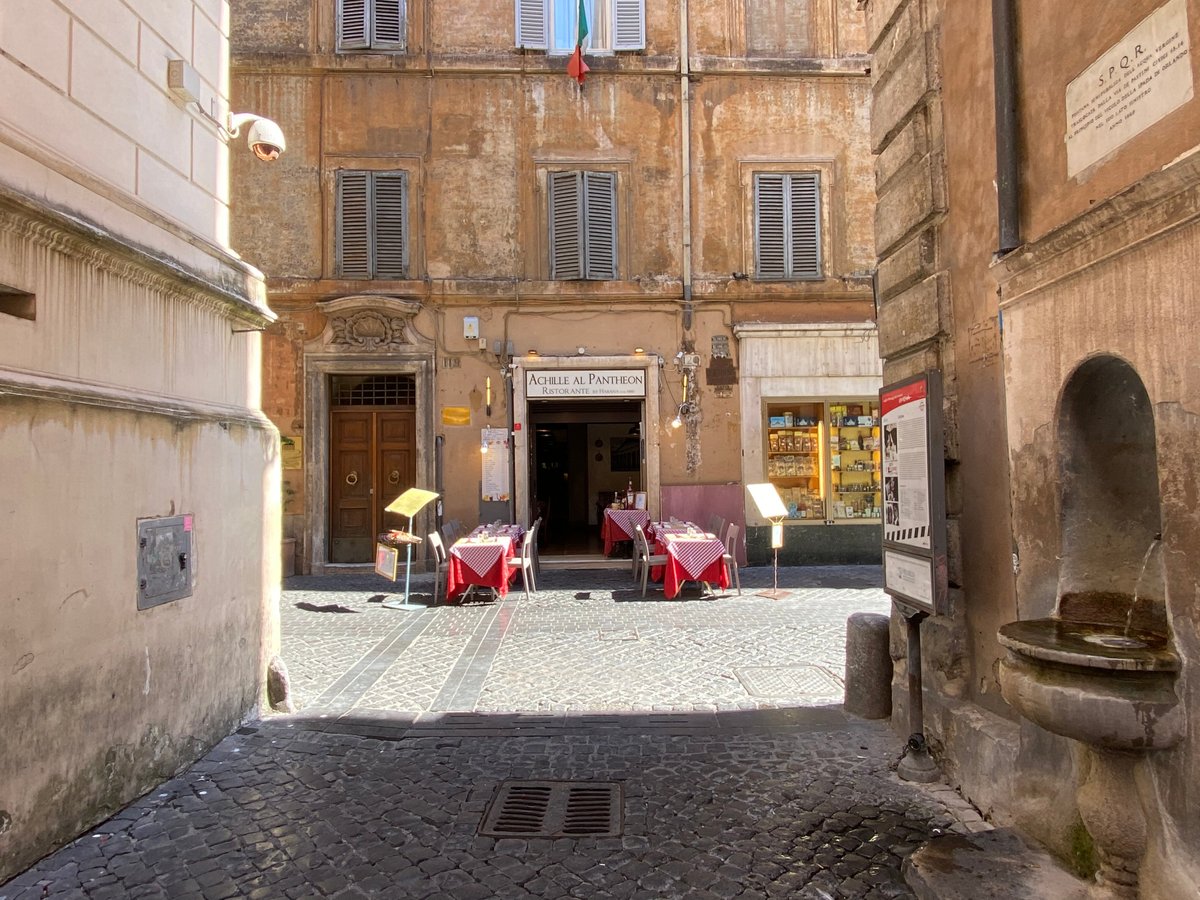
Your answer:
481;427;510;502
880;372;947;616
1065;0;1193;177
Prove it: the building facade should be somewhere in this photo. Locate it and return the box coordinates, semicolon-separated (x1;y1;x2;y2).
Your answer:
232;0;883;575
869;0;1200;894
0;0;279;881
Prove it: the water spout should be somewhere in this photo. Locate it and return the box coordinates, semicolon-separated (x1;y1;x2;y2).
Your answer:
1125;534;1164;637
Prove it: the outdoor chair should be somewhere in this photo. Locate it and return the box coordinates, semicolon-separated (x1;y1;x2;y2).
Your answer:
510;524;538;599
528;517;542;578
708;515;726;540
634;523;668;598
427;531;448;605
722;523;742;595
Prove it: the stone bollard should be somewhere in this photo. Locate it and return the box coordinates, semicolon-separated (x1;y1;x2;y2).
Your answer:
844;612;892;719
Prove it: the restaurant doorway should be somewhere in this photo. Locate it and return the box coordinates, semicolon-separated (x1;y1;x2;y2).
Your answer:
527;398;643;556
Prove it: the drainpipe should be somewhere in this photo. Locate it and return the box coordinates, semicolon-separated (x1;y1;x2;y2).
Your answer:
679;0;693;316
992;0;1021;254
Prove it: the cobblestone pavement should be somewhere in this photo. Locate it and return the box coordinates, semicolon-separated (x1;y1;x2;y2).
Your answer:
2;565;989;899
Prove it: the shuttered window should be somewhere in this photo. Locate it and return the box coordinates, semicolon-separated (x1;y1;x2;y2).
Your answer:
548;170;618;281
336;171;409;279
338;0;406;51
754;172;821;280
516;0;644;52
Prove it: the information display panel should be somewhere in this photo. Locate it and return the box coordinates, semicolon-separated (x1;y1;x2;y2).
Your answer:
880;372;947;616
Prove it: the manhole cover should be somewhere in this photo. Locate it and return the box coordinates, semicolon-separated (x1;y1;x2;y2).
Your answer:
734;665;844;698
480;781;623;837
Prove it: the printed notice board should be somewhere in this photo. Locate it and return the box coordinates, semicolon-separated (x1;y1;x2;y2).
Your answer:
880;372;947;616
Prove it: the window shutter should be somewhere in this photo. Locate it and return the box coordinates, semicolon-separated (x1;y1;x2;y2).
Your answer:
337;170;372;278
788;173;821;279
612;0;645;51
372;172;408;279
549;171;584;280
583;171;617;280
372;0;406;49
516;0;548;49
754;174;786;280
338;0;370;49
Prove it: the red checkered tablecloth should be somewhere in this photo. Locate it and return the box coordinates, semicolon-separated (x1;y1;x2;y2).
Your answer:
601;508;651;555
446;528;522;601
647;524;730;598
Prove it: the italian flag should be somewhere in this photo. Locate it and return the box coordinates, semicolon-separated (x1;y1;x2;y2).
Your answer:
567;0;590;84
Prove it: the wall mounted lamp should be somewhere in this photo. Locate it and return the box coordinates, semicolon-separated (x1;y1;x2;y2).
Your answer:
485;376;492;417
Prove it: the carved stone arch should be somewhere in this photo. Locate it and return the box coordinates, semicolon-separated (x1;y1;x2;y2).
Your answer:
309;295;433;353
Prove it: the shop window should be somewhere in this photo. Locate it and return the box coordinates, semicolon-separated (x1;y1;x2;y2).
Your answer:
516;0;644;53
337;0;406;51
548;170;618;280
764;398;880;522
336;170;409;279
754;172;821;280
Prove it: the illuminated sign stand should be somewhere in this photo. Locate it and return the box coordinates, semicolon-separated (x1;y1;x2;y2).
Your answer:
747;483;790;600
378;487;440;610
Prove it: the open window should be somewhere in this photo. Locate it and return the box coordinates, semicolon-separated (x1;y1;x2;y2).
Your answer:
516;0;644;53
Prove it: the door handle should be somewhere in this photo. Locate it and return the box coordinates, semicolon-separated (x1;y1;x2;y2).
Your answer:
388;470;400;484
345;471;359;486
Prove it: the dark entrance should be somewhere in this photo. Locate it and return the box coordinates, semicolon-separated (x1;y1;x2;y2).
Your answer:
329;374;417;563
527;399;642;556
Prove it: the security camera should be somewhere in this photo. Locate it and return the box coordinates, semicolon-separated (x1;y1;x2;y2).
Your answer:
226;113;287;162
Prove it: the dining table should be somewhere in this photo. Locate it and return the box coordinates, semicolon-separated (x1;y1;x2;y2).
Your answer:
601;507;651;556
647;521;730;599
445;524;524;602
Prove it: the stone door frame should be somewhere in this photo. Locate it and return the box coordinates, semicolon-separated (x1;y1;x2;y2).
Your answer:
303;296;435;574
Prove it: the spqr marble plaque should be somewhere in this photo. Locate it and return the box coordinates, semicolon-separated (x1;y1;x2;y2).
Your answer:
1065;0;1193;177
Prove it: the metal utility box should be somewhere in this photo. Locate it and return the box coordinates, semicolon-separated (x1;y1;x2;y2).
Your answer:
137;515;194;609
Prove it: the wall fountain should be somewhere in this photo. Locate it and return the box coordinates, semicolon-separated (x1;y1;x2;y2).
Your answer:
997;356;1184;899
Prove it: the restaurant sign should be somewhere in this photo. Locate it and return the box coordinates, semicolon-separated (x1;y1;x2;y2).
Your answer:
526;369;646;399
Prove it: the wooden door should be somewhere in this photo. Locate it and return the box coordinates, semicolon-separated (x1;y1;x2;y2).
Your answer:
330;408;416;563
376;411;416;533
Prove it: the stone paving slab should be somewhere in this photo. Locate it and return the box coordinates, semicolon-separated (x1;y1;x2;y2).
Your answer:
1;565;994;899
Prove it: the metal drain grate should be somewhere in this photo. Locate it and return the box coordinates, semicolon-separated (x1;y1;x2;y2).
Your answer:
734;664;844;698
480;780;622;837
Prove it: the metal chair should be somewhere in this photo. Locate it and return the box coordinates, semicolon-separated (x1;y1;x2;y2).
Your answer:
427;531;448;605
722;523;742;595
509;525;537;599
634;523;668;598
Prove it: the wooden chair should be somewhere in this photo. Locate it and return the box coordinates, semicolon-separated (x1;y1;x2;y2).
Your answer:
634;523;668;598
427;531;448;605
509;525;537;599
722;523;742;595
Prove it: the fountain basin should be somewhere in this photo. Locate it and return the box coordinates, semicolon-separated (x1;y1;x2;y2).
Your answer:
998;619;1184;752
